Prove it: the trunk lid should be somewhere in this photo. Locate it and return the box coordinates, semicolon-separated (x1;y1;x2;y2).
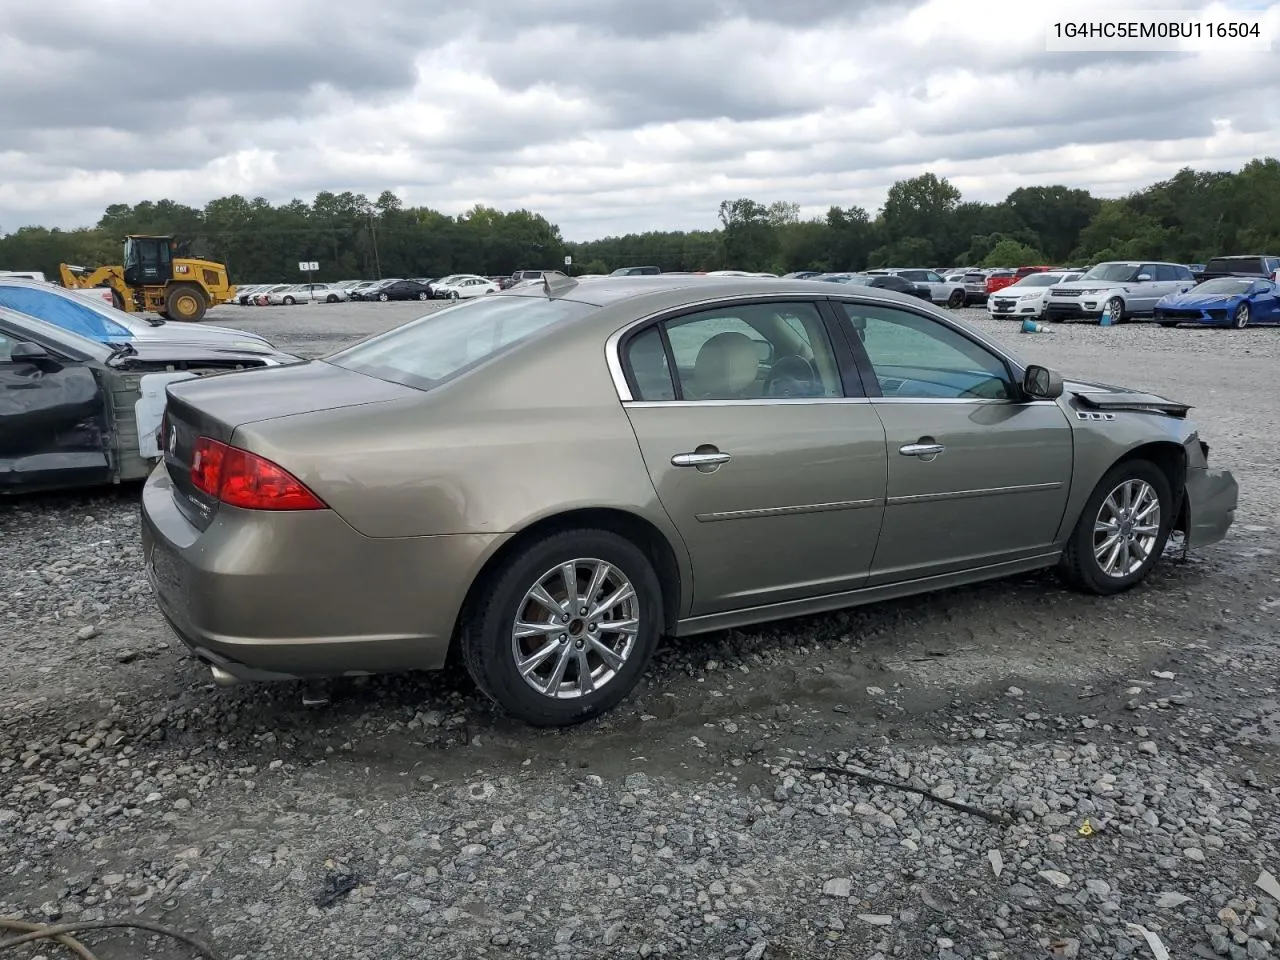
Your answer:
161;361;418;530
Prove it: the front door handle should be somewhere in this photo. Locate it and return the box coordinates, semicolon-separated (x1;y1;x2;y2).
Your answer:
672;451;732;468
899;442;944;458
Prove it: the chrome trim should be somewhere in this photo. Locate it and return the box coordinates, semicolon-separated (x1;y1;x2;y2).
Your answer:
672;451;732;468
696;498;881;523
886;481;1064;506
899;443;945;458
873;397;1059;406
624;397;871;409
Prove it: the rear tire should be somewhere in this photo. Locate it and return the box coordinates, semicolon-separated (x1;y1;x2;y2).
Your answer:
283;296;296;305
417;291;429;300
326;295;339;303
1232;303;1250;329
947;289;965;309
378;293;389;302
461;529;663;727
164;285;206;322
1059;460;1173;596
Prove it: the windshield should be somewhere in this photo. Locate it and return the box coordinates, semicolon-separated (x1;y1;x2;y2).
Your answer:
1011;274;1062;288
1196;277;1257;295
0;305;113;361
328;294;595;391
1081;263;1140;282
0;283;138;341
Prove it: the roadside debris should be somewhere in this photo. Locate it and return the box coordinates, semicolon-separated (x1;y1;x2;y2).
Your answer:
808;764;1007;825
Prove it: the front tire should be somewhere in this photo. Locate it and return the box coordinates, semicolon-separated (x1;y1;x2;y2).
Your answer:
461;529;663;727
164;285;206;322
1059;460;1173;595
283;296;296;305
450;290;460;300
1103;296;1125;323
326;295;339;303
417;291;429;300
1232;303;1250;329
378;293;389;302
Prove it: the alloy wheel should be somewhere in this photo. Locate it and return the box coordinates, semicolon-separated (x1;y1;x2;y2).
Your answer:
509;558;639;699
1233;304;1250;329
1093;479;1161;578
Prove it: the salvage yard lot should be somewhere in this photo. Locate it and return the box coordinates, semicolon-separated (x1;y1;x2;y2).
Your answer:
3;301;1279;960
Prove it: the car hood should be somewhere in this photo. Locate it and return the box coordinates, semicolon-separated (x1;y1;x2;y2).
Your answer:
124;320;276;351
1157;289;1242;307
109;340;301;369
1063;377;1190;417
1052;279;1127;293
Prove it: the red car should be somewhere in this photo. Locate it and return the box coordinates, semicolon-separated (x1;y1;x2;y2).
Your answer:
986;265;1056;295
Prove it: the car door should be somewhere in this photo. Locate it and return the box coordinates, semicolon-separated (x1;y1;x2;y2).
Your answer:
618;298;888;616
1252;280;1280;323
921;271;949;301
831;300;1073;584
1127;264;1165;313
1152;265;1186;310
0;329;113;491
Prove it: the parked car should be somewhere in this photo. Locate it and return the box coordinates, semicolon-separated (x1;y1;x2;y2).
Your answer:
610;266;662;276
372;279;434;301
253;284;292;305
436;277;501;300
962;270;990;305
428;275;474;297
1043;262;1197;323
236;284;267;305
347;280;387;301
266;283;347;305
1154;276;1280;329
781;271;823;280
869;269;967;308
0;276;277;352
510;269;562;285
840;273;932;300
986;271;1084;320
984;270;1018;296
1;307;298;495
141;276;1235;725
1194;255;1280;284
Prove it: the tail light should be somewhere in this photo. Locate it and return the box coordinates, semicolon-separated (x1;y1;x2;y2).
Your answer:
190;437;326;510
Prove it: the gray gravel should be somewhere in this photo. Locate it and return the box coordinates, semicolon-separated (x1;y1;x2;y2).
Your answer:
3;301;1280;959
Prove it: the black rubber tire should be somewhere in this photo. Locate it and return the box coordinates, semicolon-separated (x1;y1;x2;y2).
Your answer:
1232;304;1250;329
326;295;339;303
164;285;206;322
1047;315;1065;323
1104;296;1125;323
1059;459;1174;596
283;296;296;305
450;290;460;300
378;293;389;302
1158;321;1177;328
461;528;663;727
417;291;429;300
947;289;965;309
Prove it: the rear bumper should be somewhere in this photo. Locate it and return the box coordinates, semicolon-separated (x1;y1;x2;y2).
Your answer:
140;465;507;680
1184;466;1238;549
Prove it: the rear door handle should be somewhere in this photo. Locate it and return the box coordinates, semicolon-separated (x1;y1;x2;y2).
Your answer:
672;451;732;467
899;442;944;458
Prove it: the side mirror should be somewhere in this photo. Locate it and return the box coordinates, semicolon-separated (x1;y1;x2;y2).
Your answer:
1136;273;1152;281
10;341;59;370
1022;364;1063;400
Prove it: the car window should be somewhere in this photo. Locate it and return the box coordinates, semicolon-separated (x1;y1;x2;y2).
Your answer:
924;272;943;283
1153;265;1175;282
623;326;676;401
1137;265;1158;280
328;295;592;391
838;302;1013;401
649;302;844;401
0;332;12;361
0;286;132;342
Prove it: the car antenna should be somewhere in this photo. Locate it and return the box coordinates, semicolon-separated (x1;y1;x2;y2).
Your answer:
543;273;578;299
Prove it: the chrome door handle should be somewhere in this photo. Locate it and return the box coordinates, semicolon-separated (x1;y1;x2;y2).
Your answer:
672;451;732;467
899;443;944;458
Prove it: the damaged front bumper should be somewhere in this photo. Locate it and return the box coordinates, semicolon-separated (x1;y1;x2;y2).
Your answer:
1182;465;1238;549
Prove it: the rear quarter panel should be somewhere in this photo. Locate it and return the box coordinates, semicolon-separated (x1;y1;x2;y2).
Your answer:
231;313;692;580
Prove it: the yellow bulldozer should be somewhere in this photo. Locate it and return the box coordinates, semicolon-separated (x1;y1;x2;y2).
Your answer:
59;235;236;323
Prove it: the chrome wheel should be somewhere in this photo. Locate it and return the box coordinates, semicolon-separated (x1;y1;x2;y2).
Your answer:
510;558;639;699
1094;479;1161;578
1233;304;1250;329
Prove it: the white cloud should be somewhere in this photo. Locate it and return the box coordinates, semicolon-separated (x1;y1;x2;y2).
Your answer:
0;0;1276;239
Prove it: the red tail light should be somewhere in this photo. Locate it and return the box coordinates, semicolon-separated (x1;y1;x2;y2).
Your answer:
190;437;326;510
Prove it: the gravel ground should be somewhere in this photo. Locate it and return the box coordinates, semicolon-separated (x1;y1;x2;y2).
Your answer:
3;300;1279;960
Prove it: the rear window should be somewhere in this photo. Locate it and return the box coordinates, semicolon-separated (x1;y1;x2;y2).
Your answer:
327;294;593;391
1205;257;1263;273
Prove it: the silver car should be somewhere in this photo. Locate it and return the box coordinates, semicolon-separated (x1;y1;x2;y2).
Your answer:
1044;262;1197;323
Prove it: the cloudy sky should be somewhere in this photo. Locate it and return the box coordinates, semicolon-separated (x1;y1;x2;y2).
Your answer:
1;0;1277;240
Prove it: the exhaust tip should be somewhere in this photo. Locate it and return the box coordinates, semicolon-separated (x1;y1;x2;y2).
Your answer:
209;665;244;687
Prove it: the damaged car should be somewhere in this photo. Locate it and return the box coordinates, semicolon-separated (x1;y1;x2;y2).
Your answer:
0;307;299;494
141;276;1238;727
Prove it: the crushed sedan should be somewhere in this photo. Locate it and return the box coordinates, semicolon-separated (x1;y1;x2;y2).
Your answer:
141;275;1238;727
1;307;300;494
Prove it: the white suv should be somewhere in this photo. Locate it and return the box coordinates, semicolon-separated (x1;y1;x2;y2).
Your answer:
1044;262;1196;323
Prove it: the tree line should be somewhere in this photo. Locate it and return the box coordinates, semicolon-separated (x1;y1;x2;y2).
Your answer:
1;159;1276;283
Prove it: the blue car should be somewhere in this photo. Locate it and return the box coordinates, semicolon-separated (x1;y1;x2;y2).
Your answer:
1154;276;1280;329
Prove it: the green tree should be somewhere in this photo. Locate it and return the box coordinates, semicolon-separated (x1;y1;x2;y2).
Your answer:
981;238;1045;268
718;198;776;271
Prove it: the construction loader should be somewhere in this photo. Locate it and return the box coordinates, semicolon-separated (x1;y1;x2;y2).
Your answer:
59;235;236;322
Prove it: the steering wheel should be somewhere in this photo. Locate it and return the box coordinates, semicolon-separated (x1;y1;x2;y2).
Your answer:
765;355;819;397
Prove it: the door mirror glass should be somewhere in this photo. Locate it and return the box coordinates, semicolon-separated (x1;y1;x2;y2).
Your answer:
1022;364;1063;400
1136;273;1152;282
